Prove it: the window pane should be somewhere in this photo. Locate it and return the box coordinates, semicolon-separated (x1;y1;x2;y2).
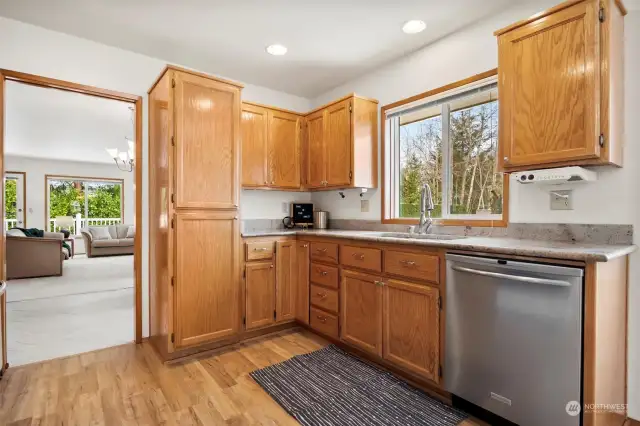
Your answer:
5;178;17;220
399;115;443;218
48;180;84;231
87;182;122;219
449;99;502;216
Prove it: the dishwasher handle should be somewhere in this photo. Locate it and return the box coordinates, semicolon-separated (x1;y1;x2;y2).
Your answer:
451;265;571;287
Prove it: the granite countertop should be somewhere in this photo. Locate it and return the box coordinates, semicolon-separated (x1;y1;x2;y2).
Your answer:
241;229;637;262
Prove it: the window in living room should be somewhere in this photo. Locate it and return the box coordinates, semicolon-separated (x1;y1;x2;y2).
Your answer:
46;176;123;234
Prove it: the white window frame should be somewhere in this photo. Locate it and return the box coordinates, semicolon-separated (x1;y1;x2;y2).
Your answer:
383;74;505;224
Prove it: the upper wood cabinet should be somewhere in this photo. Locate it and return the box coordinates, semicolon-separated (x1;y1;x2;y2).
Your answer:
174;71;241;208
241;102;302;189
340;269;383;357
496;0;625;171
242;94;378;191
305;95;378;189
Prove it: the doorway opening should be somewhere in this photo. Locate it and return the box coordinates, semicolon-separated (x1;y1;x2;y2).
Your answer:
0;70;142;369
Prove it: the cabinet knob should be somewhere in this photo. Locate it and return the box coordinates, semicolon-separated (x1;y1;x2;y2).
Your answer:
303;244;308;248
264;180;268;184
270;264;274;268
352;253;365;260
321;271;328;276
316;292;327;299
271;181;275;185
503;156;509;162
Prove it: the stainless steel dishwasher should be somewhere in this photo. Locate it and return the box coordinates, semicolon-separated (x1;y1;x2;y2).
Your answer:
445;254;584;426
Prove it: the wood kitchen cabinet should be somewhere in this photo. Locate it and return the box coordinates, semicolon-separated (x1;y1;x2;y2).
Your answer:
245;261;275;330
305;95;378;189
174;211;241;348
340;269;383;357
275;240;296;322
496;0;626;171
241;102;302;189
148;66;242;359
383;279;440;383
295;241;310;324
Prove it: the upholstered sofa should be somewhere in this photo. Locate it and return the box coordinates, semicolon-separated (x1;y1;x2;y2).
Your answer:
81;224;134;257
6;229;69;279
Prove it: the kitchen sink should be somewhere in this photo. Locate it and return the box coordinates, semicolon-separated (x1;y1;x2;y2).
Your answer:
370;232;465;241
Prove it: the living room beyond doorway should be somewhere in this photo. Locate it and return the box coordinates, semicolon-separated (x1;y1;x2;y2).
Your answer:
2;78;139;366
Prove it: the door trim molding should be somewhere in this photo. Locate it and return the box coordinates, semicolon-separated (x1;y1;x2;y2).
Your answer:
0;69;144;355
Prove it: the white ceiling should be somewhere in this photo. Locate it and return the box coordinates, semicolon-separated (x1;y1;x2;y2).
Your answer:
0;0;518;98
5;81;134;164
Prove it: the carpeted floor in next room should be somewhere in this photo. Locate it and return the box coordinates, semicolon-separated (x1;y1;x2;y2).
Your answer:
6;254;134;367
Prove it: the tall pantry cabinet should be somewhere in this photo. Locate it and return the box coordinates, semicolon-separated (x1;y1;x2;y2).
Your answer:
148;65;243;359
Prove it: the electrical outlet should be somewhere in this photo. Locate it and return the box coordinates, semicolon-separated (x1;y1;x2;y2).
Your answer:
361;199;370;213
550;190;573;210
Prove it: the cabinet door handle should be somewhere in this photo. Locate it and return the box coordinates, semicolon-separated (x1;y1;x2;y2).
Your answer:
316;248;327;253
400;260;417;267
316;292;327;299
264;180;268;185
316;315;327;323
303;244;308;248
254;247;268;251
317;269;328;276
270;264;274;268
271;181;275;185
351;253;365;260
375;281;385;287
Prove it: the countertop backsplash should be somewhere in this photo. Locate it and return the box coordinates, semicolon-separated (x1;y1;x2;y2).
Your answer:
241;219;633;246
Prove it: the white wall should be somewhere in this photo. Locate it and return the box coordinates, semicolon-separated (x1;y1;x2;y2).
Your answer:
0;16;312;339
310;1;640;418
5;155;134;229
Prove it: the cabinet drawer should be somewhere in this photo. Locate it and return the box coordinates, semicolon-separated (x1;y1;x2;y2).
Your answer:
310;263;339;289
310;284;339;313
341;245;382;272
384;250;440;284
245;241;275;261
310;241;339;264
310;307;339;339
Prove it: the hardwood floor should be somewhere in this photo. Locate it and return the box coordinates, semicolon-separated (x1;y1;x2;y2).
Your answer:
0;329;481;425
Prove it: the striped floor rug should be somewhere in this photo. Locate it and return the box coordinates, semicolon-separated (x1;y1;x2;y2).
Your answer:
250;344;468;426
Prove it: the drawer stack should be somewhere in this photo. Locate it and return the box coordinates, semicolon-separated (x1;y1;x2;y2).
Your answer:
309;241;340;338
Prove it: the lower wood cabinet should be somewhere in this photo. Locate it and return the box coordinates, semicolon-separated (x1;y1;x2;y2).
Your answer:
295;241;310;324
276;241;296;322
340;269;383;357
383;279;441;383
174;211;240;348
245;261;275;330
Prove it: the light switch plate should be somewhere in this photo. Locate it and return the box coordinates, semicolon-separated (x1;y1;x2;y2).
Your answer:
550;190;573;210
361;199;370;213
282;202;289;214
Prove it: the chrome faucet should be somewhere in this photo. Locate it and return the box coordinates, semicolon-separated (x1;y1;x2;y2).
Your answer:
417;183;434;234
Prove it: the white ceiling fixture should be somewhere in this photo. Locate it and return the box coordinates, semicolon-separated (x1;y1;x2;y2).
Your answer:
106;107;136;172
266;44;287;56
402;20;426;34
0;0;517;97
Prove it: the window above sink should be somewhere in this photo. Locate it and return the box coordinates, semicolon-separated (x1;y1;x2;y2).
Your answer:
381;70;509;228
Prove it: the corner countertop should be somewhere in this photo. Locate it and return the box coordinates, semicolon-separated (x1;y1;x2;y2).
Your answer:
241;229;637;262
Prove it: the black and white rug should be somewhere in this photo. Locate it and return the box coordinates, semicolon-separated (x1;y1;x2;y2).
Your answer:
250;344;468;426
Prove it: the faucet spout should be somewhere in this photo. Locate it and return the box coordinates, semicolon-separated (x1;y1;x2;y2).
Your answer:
418;183;434;234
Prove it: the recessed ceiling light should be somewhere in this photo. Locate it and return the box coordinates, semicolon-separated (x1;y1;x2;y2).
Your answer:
266;44;288;56
402;20;426;34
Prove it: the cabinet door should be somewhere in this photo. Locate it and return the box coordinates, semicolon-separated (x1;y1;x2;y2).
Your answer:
241;103;268;187
325;99;352;187
174;71;240;208
383;279;440;383
275;241;296;322
340;270;383;356
306;109;326;188
174;211;240;348
498;0;600;169
295;241;310;324
269;110;301;189
245;261;275;330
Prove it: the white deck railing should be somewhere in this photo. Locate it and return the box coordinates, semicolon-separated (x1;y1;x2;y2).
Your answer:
4;219;18;231
49;216;122;234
